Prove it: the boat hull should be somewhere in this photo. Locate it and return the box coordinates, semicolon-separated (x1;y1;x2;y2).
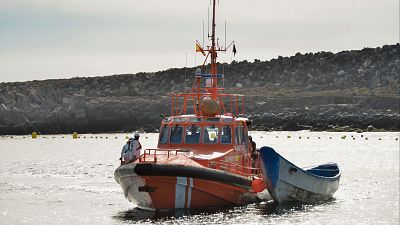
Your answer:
115;163;268;210
259;146;340;204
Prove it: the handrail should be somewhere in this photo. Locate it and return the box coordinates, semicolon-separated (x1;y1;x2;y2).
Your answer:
138;148;262;178
214;160;261;177
139;148;191;163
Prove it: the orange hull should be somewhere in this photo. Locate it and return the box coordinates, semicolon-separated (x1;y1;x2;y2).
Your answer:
115;163;267;210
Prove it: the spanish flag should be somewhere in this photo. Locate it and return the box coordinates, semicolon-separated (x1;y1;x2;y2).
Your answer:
196;41;206;56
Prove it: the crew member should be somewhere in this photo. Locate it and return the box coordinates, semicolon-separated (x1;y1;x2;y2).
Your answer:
120;133;142;165
248;136;258;169
131;133;142;161
120;137;133;165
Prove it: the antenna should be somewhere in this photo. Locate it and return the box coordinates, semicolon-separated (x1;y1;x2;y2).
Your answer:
202;20;205;47
225;20;227;50
207;7;210;39
185;52;187;92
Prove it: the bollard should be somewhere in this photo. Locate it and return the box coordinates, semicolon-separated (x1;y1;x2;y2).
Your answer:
73;132;78;139
32;132;38;139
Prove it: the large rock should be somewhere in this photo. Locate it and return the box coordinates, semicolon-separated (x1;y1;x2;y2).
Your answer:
0;44;399;134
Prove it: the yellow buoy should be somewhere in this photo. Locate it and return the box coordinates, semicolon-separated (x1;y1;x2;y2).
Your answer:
287;135;291;138
73;132;78;139
341;135;346;139
32;132;38;139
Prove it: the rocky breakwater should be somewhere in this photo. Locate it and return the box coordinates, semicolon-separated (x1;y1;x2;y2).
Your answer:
0;44;399;134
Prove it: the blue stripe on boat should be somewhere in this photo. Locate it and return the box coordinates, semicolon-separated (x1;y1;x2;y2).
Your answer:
259;146;280;188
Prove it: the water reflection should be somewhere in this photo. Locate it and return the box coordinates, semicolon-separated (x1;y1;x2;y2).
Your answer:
113;205;236;223
113;200;335;224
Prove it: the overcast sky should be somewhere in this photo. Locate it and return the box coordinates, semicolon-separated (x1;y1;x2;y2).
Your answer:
0;0;398;82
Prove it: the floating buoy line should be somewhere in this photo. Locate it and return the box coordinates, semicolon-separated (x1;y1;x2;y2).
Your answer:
1;132;398;141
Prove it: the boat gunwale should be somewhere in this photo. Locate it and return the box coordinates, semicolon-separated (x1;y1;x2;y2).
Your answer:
260;146;341;181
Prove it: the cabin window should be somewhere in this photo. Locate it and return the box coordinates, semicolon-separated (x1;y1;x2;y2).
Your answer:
235;125;246;145
206;118;220;122
189;117;203;122
159;125;169;144
185;125;201;144
220;125;232;144
170;125;183;144
173;117;186;122
203;125;219;144
223;117;233;122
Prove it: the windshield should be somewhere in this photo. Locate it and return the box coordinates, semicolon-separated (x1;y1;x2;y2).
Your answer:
203;125;219;144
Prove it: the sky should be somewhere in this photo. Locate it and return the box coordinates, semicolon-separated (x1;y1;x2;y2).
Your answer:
0;0;398;82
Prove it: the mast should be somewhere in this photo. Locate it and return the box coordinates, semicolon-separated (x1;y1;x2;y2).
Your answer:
170;0;244;117
210;0;218;100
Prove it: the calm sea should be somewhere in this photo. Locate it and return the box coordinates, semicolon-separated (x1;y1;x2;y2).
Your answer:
0;131;399;225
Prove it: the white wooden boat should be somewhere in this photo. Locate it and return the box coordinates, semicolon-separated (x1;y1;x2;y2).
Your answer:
259;146;341;204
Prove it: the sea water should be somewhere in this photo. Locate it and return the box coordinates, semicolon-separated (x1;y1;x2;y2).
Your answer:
0;131;399;225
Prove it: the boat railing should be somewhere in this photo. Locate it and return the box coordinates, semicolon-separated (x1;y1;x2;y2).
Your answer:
139;148;190;163
213;159;262;177
138;149;262;177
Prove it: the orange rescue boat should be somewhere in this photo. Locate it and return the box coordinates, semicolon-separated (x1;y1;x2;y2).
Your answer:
114;0;267;210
